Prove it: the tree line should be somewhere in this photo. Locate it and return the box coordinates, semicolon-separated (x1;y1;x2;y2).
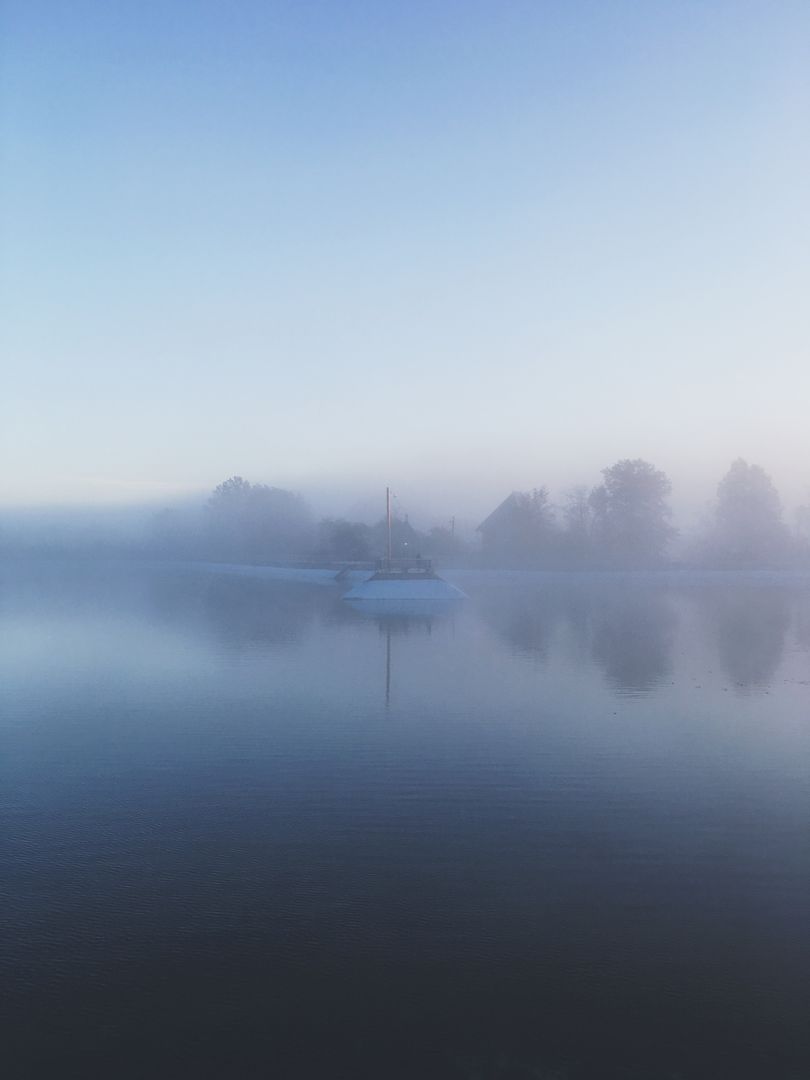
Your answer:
151;475;464;566
149;458;810;569
478;458;808;569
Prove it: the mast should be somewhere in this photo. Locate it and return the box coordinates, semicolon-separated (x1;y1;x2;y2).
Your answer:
386;486;392;564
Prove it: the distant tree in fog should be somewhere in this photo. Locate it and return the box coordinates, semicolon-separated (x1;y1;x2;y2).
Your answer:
794;495;810;564
315;518;373;562
370;514;426;559
207;476;312;563
560;486;594;565
424;523;468;561
589;459;675;566
702;459;788;566
209;475;253;505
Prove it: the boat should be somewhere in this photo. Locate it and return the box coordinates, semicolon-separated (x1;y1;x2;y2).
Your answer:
342;487;467;609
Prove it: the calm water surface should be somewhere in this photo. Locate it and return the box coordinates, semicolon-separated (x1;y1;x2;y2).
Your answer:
2;562;809;1079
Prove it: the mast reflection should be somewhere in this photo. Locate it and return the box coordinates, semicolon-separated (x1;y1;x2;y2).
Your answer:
344;597;457;707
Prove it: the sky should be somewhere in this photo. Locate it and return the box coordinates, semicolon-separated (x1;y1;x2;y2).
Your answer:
2;0;809;525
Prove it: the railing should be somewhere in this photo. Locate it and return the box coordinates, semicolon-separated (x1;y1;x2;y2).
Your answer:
375;556;434;575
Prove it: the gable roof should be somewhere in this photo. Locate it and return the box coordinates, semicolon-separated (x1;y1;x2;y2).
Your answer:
476;492;523;533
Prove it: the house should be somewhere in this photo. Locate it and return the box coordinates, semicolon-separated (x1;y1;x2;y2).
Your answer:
476;490;554;564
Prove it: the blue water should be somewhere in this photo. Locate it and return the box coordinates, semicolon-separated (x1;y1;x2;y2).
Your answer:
2;562;809;1078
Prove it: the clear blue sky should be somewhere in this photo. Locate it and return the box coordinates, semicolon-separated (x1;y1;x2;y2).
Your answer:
2;1;808;521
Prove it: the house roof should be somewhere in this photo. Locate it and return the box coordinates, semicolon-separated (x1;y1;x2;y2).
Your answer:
476;492;523;533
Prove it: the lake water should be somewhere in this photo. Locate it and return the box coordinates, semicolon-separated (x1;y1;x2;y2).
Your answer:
2;562;809;1079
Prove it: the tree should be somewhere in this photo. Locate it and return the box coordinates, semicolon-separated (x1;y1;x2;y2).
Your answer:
589;459;674;566
709;459;787;565
797;502;810;543
370;514;427;559
424;524;468;561
209;475;253;507
796;497;810;564
206;477;312;562
560;485;594;565
315;518;373;562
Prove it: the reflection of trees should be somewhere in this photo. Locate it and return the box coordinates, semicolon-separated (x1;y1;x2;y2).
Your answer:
475;580;677;693
203;578;320;647
475;584;565;660
588;587;676;693
150;573;320;648
699;586;789;690
794;590;810;651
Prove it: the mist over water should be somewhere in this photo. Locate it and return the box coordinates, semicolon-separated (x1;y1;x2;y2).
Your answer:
3;561;809;1078
4;2;810;1075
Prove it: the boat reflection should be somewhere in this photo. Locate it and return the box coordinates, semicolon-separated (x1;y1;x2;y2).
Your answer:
343;596;461;619
344;597;459;706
